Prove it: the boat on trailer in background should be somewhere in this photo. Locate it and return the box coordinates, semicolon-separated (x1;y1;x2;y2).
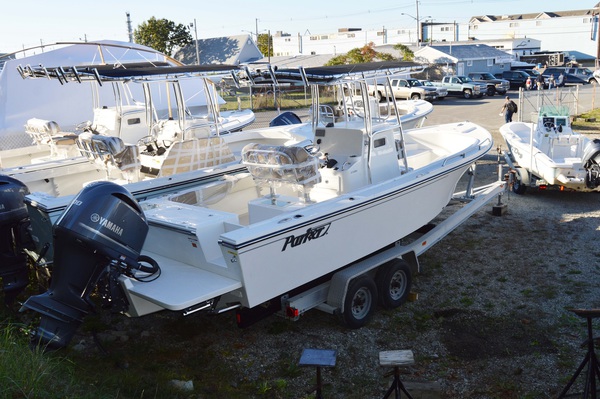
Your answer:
500;104;600;193
17;61;504;349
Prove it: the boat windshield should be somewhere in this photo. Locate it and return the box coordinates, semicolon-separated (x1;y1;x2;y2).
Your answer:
539;105;570;117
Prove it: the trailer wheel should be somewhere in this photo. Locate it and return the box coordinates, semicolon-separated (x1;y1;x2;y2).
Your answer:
342;275;378;329
512;168;527;194
376;259;412;309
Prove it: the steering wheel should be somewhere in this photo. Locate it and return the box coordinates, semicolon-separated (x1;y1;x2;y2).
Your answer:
137;135;161;154
76;120;94;133
543;121;555;132
303;143;320;156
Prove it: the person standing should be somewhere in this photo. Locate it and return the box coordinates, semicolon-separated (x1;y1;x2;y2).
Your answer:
500;96;517;123
526;76;532;90
557;72;565;87
548;74;555;89
536;74;545;90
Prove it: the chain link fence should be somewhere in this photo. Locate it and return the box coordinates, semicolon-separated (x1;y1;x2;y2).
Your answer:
516;84;600;123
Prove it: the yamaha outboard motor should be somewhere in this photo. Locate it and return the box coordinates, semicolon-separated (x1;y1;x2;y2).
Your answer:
21;181;155;349
269;111;302;127
0;175;31;305
582;139;600;189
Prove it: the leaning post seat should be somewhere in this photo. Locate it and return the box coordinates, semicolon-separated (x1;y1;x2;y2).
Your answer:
241;143;321;203
76;132;141;182
24;118;79;157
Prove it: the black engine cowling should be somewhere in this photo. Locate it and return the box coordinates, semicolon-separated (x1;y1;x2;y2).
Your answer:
582;139;600;189
269;111;302;127
0;175;31;304
21;181;152;349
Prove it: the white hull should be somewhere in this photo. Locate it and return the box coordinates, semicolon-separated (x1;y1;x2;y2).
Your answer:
124;121;491;315
500;107;600;192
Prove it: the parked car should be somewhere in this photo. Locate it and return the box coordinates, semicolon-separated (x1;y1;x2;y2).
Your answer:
495;70;530;89
542;67;590;85
419;80;448;100
466;72;510;96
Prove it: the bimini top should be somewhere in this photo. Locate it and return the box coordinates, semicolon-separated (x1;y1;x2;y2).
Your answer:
244;61;425;86
17;62;242;85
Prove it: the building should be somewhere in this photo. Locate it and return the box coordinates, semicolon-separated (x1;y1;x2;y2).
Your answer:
175;35;262;65
468;5;599;64
414;44;513;76
270;5;599;66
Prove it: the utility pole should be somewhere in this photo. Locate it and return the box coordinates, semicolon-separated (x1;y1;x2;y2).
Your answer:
126;12;133;43
193;18;200;65
416;0;420;46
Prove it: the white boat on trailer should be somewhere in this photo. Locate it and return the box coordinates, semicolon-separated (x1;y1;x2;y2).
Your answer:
19;62;500;349
1;62;256;192
13;63;432;265
500;104;600;193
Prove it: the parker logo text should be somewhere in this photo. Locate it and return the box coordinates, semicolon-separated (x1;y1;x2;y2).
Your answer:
282;223;331;251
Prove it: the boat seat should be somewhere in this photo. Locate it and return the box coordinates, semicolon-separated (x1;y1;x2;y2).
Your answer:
242;143;321;202
77;132;141;182
25;118;79;158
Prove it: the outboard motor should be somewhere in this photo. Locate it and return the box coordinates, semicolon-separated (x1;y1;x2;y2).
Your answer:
269;111;302;127
21;181;157;350
582;139;600;189
0;175;31;305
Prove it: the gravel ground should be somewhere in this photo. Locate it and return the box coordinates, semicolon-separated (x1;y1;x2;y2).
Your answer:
13;93;600;398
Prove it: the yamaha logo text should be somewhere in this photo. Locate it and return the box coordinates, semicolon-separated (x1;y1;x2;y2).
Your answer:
282;223;331;251
91;213;124;236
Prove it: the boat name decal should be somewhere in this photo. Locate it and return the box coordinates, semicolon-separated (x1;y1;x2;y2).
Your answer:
282;223;331;251
91;213;123;236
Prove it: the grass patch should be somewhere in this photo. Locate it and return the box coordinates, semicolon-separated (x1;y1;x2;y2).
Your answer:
573;108;600;134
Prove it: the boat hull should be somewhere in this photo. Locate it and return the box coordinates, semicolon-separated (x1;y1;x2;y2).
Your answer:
221;163;471;308
501;121;600;192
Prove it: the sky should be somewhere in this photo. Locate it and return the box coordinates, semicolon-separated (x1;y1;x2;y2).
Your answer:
1;0;596;54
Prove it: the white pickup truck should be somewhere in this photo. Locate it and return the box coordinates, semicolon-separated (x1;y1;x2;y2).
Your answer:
432;75;487;99
419;80;448;100
368;77;439;102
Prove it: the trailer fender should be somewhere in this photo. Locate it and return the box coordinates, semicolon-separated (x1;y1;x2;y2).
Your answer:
514;167;530;185
326;251;418;315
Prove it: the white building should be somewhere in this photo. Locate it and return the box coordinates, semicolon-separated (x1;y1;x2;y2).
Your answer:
271;5;599;65
468;6;599;61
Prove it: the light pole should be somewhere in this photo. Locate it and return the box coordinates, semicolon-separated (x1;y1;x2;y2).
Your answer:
189;19;200;64
401;12;432;47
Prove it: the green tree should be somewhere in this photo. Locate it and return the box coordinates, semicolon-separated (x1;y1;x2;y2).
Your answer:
325;42;394;66
134;17;192;56
257;33;272;57
393;43;415;61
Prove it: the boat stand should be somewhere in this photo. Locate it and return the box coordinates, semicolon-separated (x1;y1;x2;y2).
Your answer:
299;348;337;399
380;350;415;399
558;309;600;399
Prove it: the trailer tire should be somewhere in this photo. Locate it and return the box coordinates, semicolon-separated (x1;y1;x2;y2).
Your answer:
342;275;378;329
376;259;412;309
512;168;527;194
